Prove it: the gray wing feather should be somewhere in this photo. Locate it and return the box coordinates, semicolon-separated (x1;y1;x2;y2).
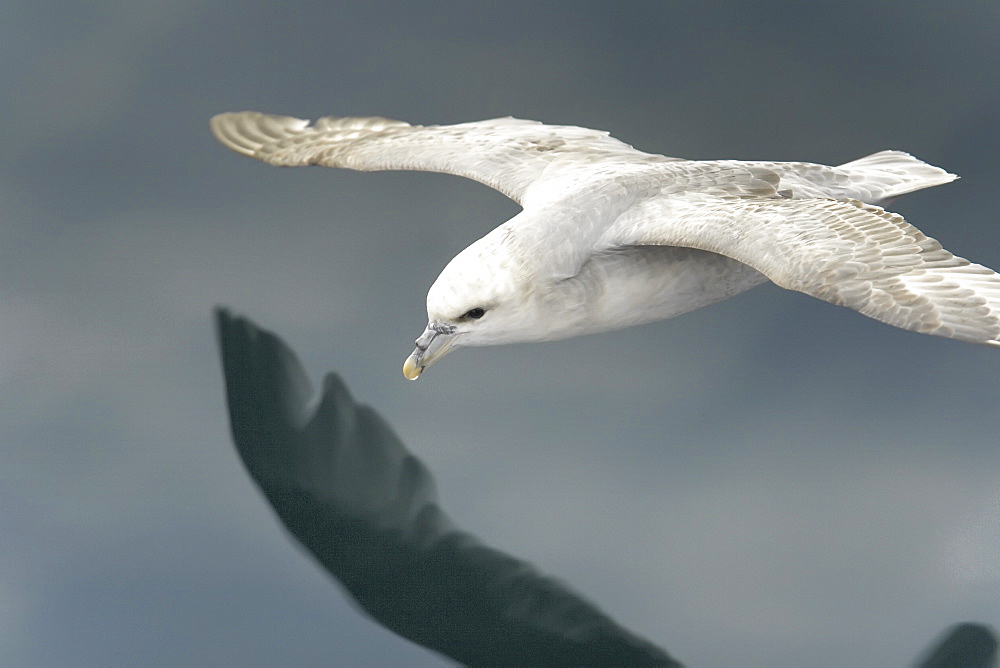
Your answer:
609;193;1000;346
211;111;677;204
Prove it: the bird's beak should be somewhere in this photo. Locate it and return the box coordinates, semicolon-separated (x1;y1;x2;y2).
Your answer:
402;322;461;380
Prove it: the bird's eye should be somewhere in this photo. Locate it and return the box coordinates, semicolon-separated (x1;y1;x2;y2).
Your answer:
463;308;486;320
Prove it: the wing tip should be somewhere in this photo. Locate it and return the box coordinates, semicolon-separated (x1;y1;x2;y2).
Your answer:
210;111;412;163
209;111;311;158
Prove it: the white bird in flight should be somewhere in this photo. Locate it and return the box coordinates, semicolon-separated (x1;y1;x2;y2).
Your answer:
211;111;1000;379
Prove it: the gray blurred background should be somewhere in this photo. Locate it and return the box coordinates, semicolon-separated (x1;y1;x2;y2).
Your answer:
3;2;999;665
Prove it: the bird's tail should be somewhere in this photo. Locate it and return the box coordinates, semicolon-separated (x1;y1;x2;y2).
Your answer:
837;150;957;205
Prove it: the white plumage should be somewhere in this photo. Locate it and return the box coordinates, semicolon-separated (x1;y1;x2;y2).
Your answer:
211;111;999;378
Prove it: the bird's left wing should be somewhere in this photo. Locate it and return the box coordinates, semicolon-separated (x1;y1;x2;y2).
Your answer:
211;111;678;205
604;191;1000;346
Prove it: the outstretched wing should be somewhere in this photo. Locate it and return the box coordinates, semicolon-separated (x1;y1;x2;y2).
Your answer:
210;111;678;204
607;192;1000;346
216;309;681;666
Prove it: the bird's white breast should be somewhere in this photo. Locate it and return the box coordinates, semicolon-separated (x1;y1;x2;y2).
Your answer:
534;246;769;340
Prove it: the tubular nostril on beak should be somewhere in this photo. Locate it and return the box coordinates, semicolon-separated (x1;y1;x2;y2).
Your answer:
414;333;434;350
404;322;460;379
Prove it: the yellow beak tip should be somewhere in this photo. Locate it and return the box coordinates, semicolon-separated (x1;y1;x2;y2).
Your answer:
402;358;422;380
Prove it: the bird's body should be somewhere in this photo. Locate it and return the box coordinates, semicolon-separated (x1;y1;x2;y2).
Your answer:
211;112;1000;377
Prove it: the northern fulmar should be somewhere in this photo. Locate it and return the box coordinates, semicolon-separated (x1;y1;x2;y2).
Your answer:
211;112;1000;379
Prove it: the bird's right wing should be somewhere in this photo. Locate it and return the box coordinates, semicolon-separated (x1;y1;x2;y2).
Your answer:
210;112;678;205
604;190;1000;346
216;309;681;666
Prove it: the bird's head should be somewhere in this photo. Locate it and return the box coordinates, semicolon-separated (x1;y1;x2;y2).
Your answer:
402;231;543;379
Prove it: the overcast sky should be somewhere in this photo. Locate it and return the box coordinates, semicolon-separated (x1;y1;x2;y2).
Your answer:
3;2;999;665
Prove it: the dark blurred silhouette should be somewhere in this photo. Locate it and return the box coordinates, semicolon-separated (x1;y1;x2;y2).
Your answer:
914;623;998;668
216;309;997;667
216;309;681;666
